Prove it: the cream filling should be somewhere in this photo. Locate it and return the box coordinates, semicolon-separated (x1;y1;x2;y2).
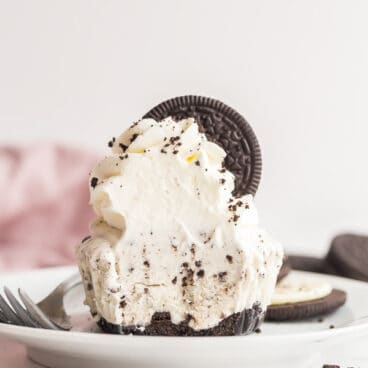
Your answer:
271;274;332;305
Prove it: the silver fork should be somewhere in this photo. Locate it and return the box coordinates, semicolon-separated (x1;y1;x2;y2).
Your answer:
0;272;81;330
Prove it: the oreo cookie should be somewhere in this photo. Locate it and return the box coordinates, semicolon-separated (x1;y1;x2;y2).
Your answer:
144;96;262;196
266;289;346;321
327;234;368;282
288;255;337;275
277;256;291;282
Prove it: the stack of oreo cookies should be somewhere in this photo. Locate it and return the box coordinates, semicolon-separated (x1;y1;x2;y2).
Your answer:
289;233;368;282
269;233;368;321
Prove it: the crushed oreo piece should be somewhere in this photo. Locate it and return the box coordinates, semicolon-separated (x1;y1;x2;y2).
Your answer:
120;300;127;309
90;177;98;188
119;143;128;152
108;137;115;147
226;255;233;264
195;260;202;268
130;133;139;143
143;261;150;267
197;270;205;278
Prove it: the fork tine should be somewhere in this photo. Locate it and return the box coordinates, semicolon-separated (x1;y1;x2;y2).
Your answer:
0;294;24;325
3;287;39;327
0;309;8;323
18;289;59;330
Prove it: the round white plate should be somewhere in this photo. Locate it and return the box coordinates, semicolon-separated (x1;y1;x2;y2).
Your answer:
0;266;367;368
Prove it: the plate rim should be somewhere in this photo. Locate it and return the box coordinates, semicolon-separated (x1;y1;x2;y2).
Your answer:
0;266;368;344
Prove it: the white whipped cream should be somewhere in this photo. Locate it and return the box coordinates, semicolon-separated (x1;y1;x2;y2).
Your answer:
76;117;283;330
271;274;332;305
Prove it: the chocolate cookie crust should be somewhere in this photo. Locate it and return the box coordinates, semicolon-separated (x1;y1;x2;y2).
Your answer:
144;96;262;197
98;304;264;336
266;289;346;321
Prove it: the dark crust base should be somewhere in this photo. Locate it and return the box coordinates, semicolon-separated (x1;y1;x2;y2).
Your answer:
98;304;264;336
266;289;347;321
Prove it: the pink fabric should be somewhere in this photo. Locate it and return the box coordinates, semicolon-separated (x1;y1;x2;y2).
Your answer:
0;144;100;271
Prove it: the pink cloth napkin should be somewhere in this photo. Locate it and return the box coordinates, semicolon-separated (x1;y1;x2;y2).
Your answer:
0;144;99;271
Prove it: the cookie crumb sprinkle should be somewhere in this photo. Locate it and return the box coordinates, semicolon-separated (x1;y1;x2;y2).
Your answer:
197;269;205;278
130;133;139;143
120;300;127;309
119;143;128;152
226;255;233;264
108;137;115;147
195;260;202;267
90;177;98;188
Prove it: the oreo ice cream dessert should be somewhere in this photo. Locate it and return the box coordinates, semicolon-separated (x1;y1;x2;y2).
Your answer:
76;96;283;336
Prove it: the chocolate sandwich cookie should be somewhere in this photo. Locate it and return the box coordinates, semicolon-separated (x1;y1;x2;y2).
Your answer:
288;255;337;275
266;276;346;321
266;289;346;321
327;234;368;282
277;255;291;282
144;95;262;196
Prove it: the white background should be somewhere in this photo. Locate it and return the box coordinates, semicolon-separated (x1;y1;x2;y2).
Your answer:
1;0;368;256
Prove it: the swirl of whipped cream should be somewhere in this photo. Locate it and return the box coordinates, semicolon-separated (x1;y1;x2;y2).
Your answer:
76;117;283;330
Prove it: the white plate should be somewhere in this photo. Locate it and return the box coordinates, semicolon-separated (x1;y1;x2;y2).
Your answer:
0;266;367;368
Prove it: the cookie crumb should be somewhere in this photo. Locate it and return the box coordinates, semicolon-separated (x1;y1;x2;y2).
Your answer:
108;137;115;147
218;271;227;281
119;143;128;152
120;300;127;309
195;260;202;268
197;270;205;278
90;177;98;188
143;260;150;267
226;255;233;264
130;133;139;143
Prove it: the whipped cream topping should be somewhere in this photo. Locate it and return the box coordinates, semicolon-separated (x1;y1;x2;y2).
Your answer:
76;117;283;330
